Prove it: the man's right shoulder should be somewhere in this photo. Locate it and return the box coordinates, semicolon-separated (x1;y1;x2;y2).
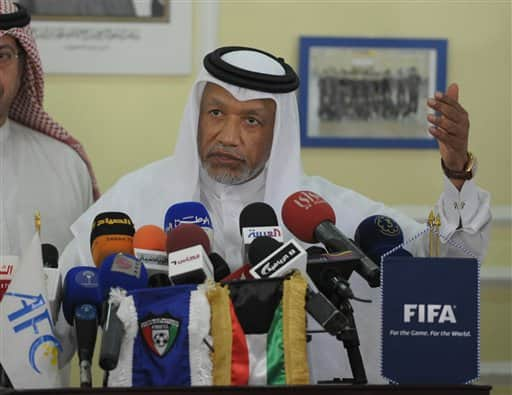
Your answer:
115;156;176;187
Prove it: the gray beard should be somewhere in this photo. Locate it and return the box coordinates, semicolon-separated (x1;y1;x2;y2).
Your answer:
201;160;265;185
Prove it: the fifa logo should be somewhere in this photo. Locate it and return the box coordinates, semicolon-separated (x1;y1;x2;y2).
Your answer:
403;304;457;324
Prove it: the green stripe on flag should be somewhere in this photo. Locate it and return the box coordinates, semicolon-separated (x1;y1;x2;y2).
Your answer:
266;302;286;384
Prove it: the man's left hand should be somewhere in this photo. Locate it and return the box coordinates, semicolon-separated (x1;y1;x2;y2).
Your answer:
427;83;469;189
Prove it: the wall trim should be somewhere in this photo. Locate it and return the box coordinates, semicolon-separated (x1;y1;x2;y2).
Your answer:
480;361;512;385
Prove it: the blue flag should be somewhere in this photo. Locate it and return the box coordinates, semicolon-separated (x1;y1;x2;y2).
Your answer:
108;284;211;387
381;256;479;384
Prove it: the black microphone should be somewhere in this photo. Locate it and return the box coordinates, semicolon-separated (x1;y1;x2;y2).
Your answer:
41;243;62;323
305;247;364;303
247;236;350;337
239;202;283;262
209;253;231;281
282;191;380;288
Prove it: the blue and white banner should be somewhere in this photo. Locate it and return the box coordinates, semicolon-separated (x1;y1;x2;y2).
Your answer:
381;256;479;384
0;234;63;388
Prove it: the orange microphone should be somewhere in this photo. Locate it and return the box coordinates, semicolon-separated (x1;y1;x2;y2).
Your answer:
90;212;135;267
133;225;169;286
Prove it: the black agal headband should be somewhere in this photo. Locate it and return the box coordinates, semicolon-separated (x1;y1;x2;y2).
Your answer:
203;46;299;93
0;3;30;30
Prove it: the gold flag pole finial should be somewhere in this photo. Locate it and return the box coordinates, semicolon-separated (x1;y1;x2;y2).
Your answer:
34;210;41;235
433;214;441;257
428;210;436;257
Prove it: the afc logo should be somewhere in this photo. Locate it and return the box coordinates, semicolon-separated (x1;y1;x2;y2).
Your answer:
403;304;457;324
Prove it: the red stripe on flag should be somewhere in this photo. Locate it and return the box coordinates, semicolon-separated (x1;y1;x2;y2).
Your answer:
229;301;249;385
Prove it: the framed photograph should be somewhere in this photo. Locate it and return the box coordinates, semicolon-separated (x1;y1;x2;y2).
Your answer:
20;0;191;75
299;37;447;148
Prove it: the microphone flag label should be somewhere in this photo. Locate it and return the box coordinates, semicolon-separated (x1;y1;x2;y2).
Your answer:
0;256;18;302
381;256;479;384
0;234;63;389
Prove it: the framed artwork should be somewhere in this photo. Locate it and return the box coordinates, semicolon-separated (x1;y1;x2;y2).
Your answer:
299;37;447;148
19;0;191;75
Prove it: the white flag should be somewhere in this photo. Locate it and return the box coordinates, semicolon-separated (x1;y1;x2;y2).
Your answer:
0;233;62;388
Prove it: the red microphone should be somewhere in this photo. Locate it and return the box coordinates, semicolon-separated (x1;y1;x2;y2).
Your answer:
282;191;380;288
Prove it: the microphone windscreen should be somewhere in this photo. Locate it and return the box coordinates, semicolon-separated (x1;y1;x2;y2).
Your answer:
247;236;282;267
354;215;411;264
354;215;404;253
97;253;148;299
239;202;279;234
90;212;135;267
42;243;59;268
166;223;211;255
91;235;134;269
163;201;213;233
90;212;135;245
209;252;231;281
133;225;166;251
63;266;102;325
282;191;336;243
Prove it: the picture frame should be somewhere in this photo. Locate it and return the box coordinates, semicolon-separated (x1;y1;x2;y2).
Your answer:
19;0;192;75
298;37;447;148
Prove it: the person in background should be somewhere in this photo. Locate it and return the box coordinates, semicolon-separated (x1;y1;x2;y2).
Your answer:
0;0;98;257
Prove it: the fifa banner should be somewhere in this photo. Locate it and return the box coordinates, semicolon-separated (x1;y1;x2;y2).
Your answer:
109;273;309;386
381;257;479;384
0;234;62;389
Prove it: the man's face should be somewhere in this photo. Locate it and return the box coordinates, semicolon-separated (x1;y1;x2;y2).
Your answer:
0;34;22;126
198;82;276;185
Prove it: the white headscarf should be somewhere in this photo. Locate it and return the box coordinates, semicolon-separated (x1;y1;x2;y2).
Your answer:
70;67;304;265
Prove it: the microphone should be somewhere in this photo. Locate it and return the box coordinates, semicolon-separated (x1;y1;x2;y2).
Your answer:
90;212;135;268
98;253;148;371
209;252;231;281
166;223;214;284
354;215;412;264
282;191;380;288
247;236;309;283
133;224;168;283
42;243;58;268
247;236;349;337
41;243;62;323
239;202;283;262
62;267;102;388
163;201;214;245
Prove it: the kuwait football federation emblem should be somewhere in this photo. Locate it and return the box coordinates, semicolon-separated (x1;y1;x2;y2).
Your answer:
140;313;180;357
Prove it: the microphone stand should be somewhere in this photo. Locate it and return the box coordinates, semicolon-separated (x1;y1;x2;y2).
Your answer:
334;298;367;384
311;274;368;385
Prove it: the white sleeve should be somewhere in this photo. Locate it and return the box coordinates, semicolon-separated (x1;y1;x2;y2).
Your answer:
435;176;491;261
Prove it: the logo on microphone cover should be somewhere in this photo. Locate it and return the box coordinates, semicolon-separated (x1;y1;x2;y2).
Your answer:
375;216;401;237
140;313;180;357
291;191;324;210
169;253;200;266
253;244;301;277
